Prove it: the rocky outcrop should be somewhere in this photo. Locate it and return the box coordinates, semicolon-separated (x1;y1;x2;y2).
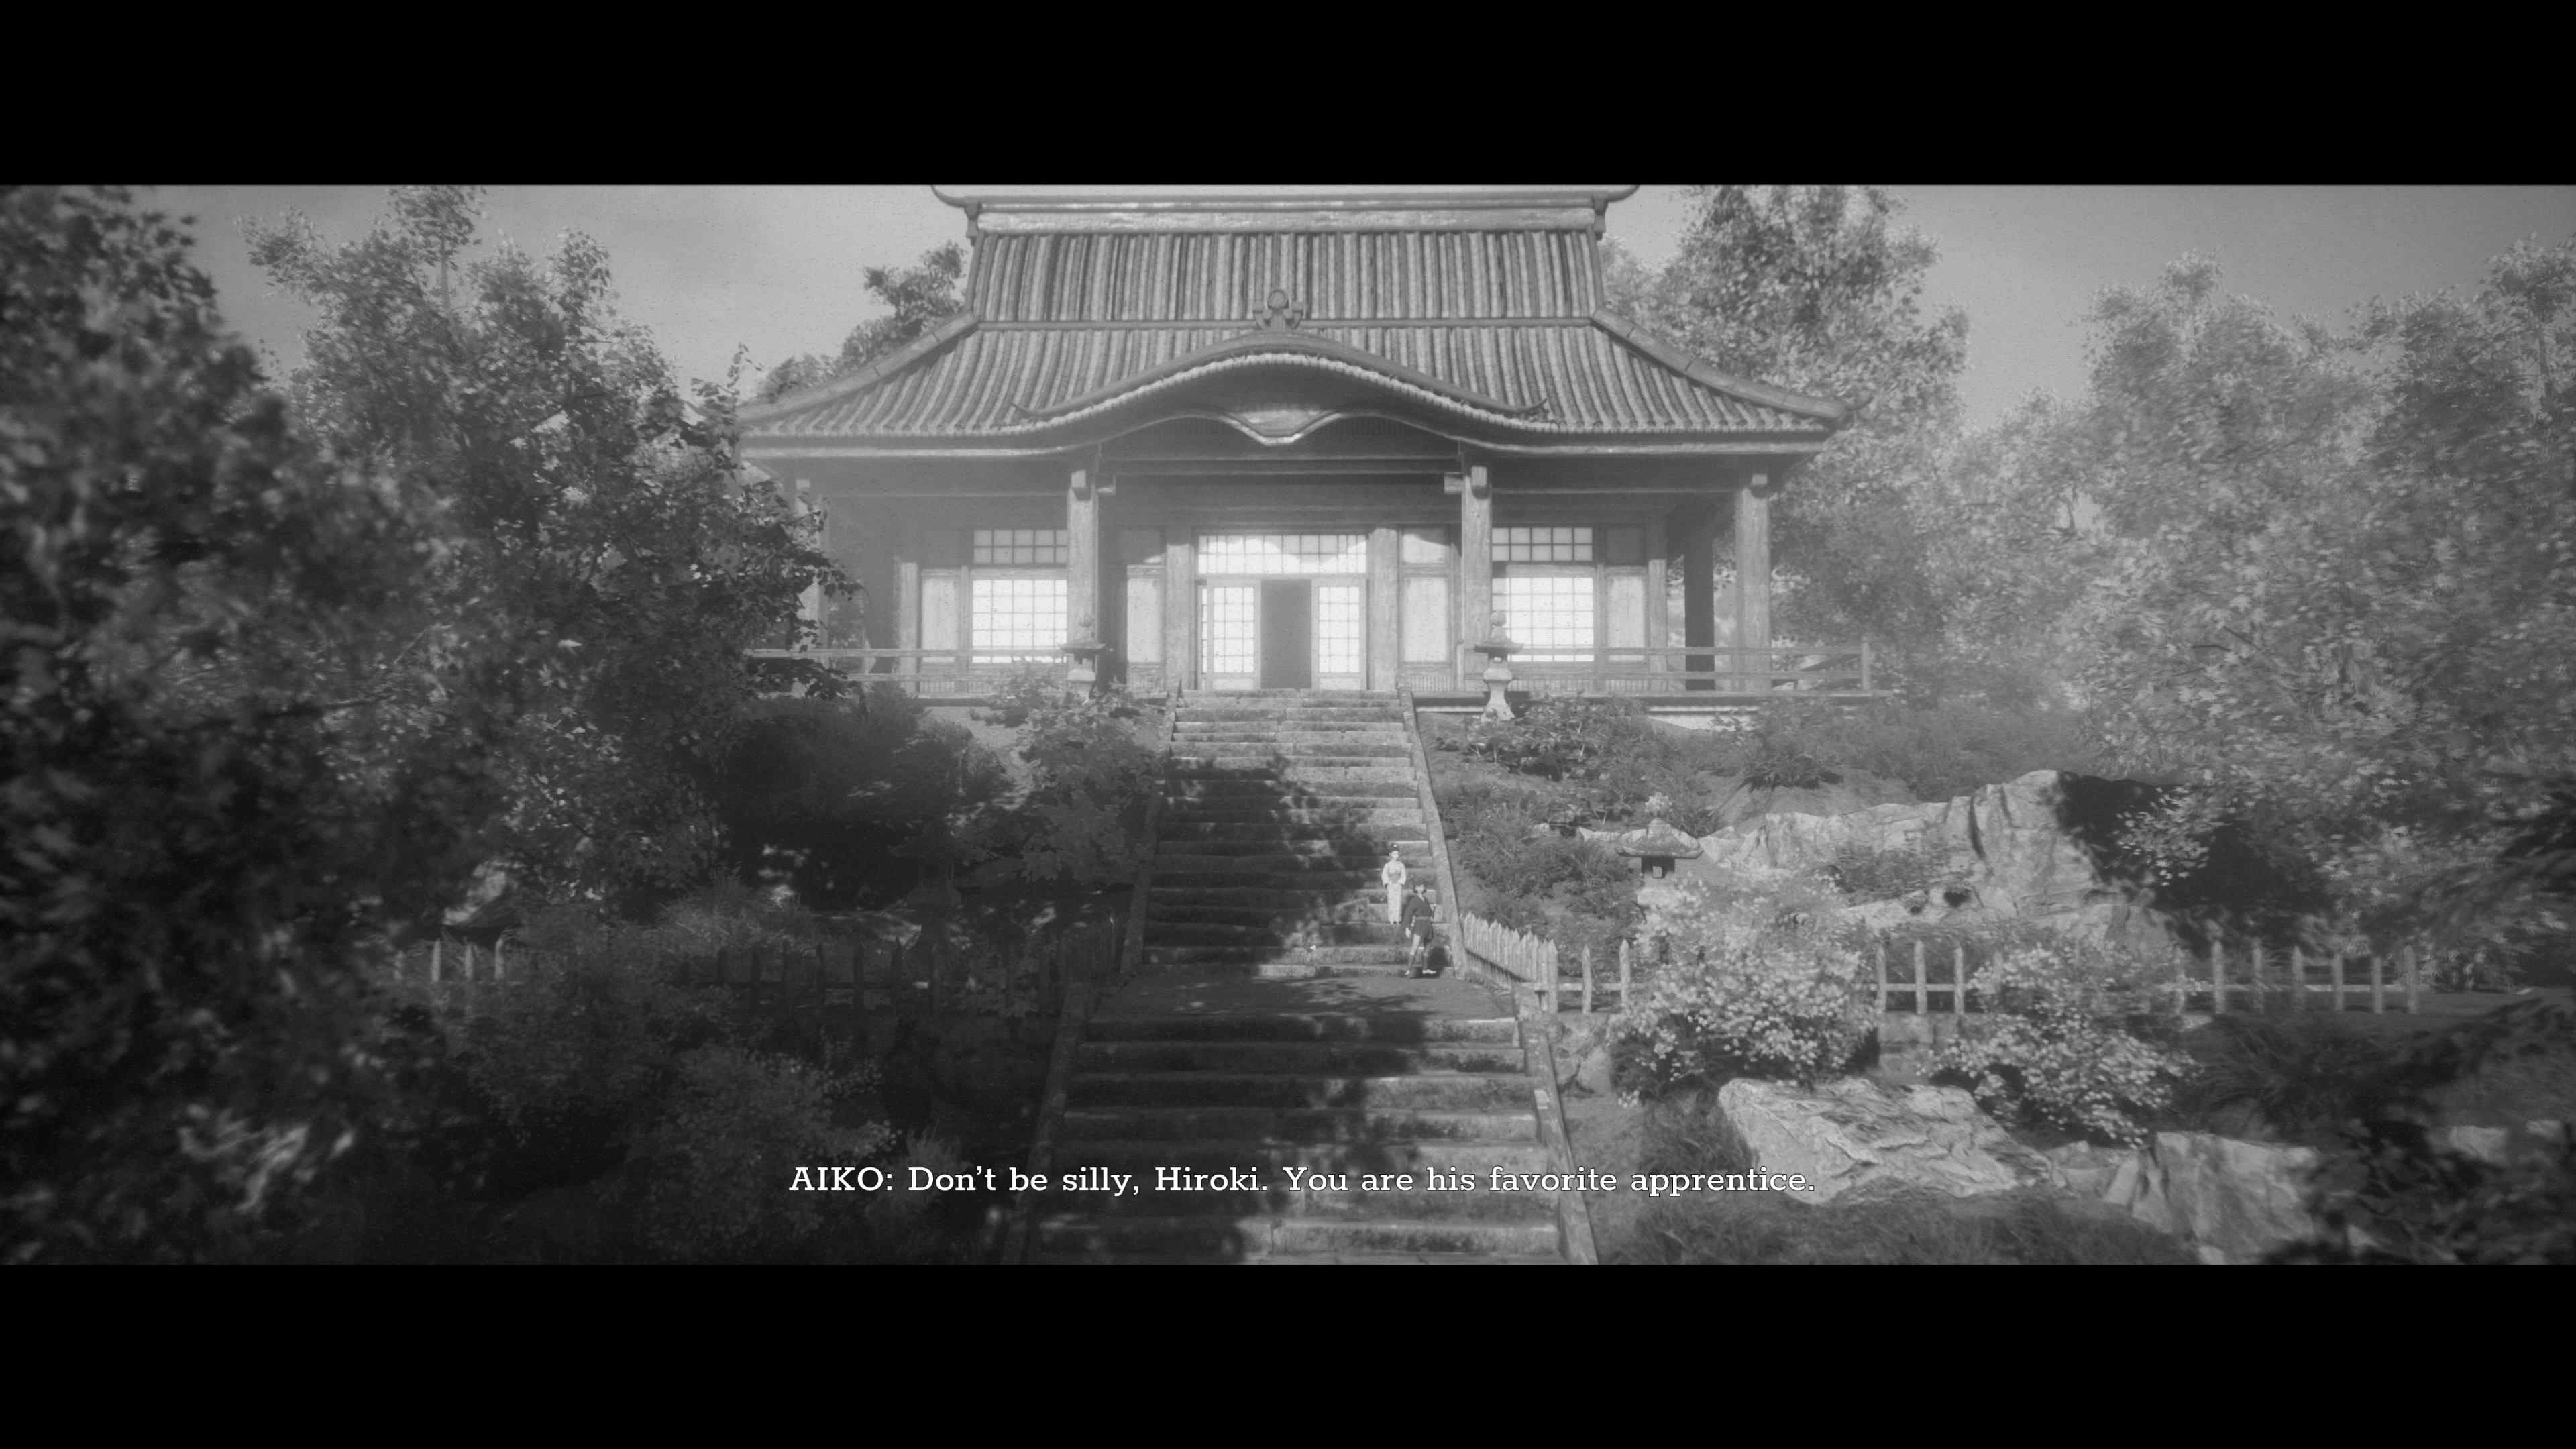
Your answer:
2102;1132;2324;1265
1687;770;2168;949
1716;1077;2060;1205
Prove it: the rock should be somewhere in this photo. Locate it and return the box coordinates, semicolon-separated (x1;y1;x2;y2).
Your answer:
2043;1141;2141;1200
1716;1076;2059;1205
2124;1132;2324;1263
2443;1124;2513;1166
1694;771;2184;954
1710;770;1919;829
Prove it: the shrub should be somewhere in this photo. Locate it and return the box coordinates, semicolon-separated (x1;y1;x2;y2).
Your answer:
1614;881;1876;1091
1443;696;1653;782
969;674;1161;887
716;689;1006;909
1933;941;2192;1147
2169;1014;2412;1145
1824;841;1948;902
629;1045;853;1260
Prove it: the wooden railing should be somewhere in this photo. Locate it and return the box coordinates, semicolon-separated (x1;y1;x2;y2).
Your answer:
1458;913;2425;1020
1501;643;1875;698
746;647;1074;697
386;921;1126;1032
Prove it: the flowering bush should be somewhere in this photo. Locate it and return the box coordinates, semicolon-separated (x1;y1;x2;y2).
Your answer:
1934;943;2192;1146
1613;878;1876;1091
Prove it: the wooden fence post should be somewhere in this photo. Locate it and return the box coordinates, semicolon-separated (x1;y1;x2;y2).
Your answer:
2211;928;2227;1016
2171;941;2184;1016
2371;950;2385;1015
1874;938;1888;1014
1619;938;1632;1006
2290;943;2303;1012
1953;942;1968;1017
2404;945;2420;1014
431;937;443;985
1581;945;1594;1016
1913;938;1927;1016
2328;949;2343;1014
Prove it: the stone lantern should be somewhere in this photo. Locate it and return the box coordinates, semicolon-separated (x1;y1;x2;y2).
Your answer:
1061;612;1108;690
1470;610;1519;721
1616;816;1704;879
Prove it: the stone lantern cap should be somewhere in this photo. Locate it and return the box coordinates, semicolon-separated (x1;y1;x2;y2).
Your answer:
1616;816;1704;860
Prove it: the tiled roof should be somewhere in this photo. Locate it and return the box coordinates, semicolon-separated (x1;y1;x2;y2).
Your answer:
741;191;1845;448
751;320;1833;438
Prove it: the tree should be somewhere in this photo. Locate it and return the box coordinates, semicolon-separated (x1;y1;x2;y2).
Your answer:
2;187;485;1260
755;242;966;403
249;186;849;914
1608;186;1972;697
2065;245;2576;949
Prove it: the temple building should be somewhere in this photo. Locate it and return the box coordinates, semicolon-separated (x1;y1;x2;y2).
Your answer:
740;187;1867;711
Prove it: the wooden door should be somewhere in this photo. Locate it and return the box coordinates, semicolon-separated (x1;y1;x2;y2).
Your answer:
1259;578;1312;690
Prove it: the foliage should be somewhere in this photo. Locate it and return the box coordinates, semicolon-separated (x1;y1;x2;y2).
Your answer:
716;689;1006;908
756;243;967;403
2167;1013;2414;1146
2060;246;2576;951
248;186;847;916
1824;841;1947;903
1442;696;1651;782
0;186;493;1262
966;675;1161;888
1613;879;1876;1091
2281;999;2576;1263
1933;941;2193;1146
1609;186;1971;696
627;1045;853;1260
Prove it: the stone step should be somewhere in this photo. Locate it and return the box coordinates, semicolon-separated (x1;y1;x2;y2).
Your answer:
1032;1214;1560;1260
1164;757;1421;778
1143;922;1414;948
1159;821;1430;843
1148;881;1411;902
1074;1039;1525;1075
1050;1137;1550;1176
1170;762;1415;778
1149;900;1424;929
1136;941;1413;960
1175;709;1405;724
1083;1014;1520;1044
1172;726;1411;740
1151;852;1410;873
1157;807;1426;828
1171;734;1410;749
1069;1073;1531;1112
1152;870;1391;890
1058;1104;1541;1143
1165;781;1419;801
1155;839;1428;860
1037;1179;1559;1222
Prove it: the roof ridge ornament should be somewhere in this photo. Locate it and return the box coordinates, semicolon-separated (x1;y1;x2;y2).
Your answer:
1253;288;1307;331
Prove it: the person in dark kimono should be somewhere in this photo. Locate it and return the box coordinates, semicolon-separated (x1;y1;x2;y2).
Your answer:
1401;883;1439;977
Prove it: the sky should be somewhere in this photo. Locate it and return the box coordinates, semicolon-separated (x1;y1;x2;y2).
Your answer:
154;184;2575;431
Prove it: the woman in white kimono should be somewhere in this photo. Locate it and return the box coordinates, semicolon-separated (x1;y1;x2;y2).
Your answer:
1381;845;1409;924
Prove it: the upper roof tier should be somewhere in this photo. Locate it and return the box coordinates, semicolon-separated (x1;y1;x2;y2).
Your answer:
741;189;1849;453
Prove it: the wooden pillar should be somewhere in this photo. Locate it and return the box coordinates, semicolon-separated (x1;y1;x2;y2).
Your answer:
1368;524;1400;691
1677;502;1717;692
894;514;920;680
1164;527;1195;692
1644;517;1670;676
788;478;824;647
1452;464;1493;690
1733;474;1773;694
1065;466;1102;657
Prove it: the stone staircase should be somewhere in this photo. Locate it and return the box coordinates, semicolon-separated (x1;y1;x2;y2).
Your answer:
1027;692;1568;1263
